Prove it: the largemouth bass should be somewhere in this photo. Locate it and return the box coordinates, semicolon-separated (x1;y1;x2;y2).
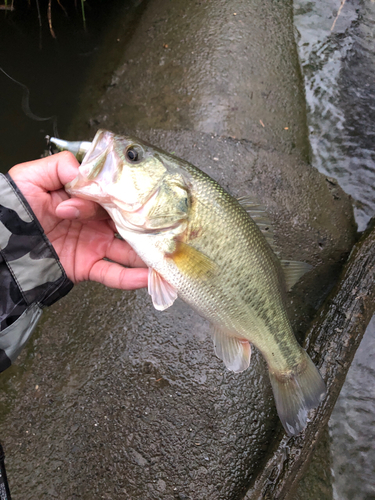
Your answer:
60;129;326;436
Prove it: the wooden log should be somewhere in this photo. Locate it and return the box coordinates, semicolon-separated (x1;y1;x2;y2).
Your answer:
245;219;375;500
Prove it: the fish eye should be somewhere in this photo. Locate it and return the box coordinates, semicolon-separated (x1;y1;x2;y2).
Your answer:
125;145;143;163
127;148;138;161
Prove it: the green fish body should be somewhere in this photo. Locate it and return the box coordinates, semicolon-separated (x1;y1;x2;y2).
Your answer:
64;130;326;435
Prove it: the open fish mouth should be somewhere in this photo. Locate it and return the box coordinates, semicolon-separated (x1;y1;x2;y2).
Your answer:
63;131;116;203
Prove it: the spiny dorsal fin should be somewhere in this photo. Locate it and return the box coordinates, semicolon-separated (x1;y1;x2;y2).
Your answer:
237;196;312;286
169;241;217;280
148;268;178;311
237;196;275;248
211;325;251;373
280;260;313;290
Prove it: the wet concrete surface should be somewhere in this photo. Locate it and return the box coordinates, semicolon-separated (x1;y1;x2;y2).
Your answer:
70;0;309;159
0;0;359;498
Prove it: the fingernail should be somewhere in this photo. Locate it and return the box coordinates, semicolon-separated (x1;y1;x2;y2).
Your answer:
56;205;80;219
69;207;81;219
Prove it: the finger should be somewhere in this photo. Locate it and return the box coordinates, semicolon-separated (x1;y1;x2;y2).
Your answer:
89;260;148;290
105;237;147;268
11;151;80;192
56;198;110;220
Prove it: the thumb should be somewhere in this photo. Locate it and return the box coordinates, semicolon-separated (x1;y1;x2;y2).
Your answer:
56;198;110;220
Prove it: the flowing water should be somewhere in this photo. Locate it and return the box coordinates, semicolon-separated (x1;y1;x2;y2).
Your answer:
294;1;375;498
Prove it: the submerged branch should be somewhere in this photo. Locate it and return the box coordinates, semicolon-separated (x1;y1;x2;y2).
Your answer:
331;0;347;31
47;0;56;38
245;219;375;500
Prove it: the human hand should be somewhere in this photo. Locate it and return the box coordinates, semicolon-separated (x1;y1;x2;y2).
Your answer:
8;152;148;289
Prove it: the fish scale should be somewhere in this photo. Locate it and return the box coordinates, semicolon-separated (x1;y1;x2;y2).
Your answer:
61;129;326;436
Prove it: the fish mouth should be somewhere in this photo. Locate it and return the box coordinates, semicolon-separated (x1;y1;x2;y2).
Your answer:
65;174;105;201
88;129;114;155
65;129;114;201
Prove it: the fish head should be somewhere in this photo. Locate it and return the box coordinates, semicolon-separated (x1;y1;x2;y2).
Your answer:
66;129;168;211
66;129;190;231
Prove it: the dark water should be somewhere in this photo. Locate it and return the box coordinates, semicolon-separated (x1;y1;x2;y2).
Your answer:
294;1;375;498
294;0;375;231
0;0;125;171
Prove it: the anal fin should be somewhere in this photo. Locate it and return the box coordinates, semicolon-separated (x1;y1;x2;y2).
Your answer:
211;325;251;373
148;268;178;311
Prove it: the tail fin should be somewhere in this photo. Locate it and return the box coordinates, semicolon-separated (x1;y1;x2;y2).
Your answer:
269;351;326;436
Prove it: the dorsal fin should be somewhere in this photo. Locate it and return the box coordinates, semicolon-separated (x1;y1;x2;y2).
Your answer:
237;196;275;248
237;196;312;287
280;260;313;290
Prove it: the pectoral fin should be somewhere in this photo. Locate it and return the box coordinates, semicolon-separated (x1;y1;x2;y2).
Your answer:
211;325;251;373
169;241;217;280
148;268;178;311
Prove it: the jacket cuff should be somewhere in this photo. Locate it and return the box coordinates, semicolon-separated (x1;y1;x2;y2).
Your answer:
0;173;73;370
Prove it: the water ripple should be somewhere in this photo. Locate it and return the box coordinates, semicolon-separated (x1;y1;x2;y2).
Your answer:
295;2;375;498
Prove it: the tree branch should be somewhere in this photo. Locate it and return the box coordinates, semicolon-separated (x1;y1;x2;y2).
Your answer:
245;219;375;499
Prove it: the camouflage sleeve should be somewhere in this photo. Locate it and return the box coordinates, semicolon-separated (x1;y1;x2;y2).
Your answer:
0;173;74;372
